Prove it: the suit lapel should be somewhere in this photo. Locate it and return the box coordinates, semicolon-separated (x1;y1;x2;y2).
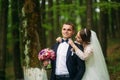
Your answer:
66;46;72;60
54;42;59;54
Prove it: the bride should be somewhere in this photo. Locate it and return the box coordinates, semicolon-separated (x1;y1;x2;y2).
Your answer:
68;28;110;80
56;28;110;80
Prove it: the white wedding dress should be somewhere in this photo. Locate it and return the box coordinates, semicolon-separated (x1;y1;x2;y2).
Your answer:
75;31;110;80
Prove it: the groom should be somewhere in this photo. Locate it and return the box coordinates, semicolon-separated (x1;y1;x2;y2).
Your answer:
50;22;85;80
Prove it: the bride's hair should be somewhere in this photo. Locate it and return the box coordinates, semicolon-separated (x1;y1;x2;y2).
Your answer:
79;28;91;44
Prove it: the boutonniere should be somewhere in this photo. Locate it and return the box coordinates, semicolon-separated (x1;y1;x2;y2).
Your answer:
71;48;75;56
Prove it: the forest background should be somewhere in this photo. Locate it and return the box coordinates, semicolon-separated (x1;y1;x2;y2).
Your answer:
0;0;120;80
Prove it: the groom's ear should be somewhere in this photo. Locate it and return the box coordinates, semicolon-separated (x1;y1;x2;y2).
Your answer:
72;30;75;35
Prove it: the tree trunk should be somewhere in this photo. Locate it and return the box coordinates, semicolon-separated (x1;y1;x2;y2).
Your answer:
40;0;47;48
93;0;101;33
79;0;86;28
22;0;47;79
98;0;108;58
56;0;60;34
55;0;61;37
47;0;54;47
11;0;24;79
86;0;93;29
110;0;119;38
0;0;8;79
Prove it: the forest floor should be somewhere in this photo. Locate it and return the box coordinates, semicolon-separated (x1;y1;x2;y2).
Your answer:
107;37;120;80
6;37;120;80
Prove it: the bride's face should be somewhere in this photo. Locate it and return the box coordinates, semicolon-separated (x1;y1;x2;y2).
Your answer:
75;31;82;43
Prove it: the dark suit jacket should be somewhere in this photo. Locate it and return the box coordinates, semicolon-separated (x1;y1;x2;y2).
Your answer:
50;42;85;80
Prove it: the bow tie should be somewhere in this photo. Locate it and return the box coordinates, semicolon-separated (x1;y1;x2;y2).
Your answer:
61;39;68;43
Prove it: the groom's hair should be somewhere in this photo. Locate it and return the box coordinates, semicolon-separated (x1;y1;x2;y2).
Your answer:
64;22;75;31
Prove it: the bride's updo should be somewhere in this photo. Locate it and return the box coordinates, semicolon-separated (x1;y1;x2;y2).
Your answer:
79;28;91;44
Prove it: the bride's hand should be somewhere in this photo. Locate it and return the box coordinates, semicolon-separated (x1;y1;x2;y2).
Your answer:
56;37;62;42
68;39;76;48
68;39;74;45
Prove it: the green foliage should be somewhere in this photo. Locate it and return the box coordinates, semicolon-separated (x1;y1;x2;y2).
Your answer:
94;1;120;11
42;23;53;30
43;3;86;31
46;4;86;15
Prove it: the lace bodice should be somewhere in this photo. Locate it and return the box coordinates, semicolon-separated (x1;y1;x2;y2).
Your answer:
76;44;93;60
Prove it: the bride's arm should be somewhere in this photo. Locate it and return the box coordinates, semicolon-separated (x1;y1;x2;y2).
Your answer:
75;48;93;60
68;39;93;60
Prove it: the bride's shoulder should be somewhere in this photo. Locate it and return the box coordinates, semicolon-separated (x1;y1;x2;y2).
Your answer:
86;44;93;49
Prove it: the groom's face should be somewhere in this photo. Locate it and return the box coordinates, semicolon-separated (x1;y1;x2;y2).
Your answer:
61;24;75;39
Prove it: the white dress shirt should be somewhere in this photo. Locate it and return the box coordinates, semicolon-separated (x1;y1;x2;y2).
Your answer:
55;41;69;75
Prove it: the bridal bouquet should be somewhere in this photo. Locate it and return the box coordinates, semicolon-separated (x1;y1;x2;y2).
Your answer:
38;48;55;61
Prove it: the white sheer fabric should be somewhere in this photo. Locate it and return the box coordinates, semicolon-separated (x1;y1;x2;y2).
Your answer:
24;67;48;80
76;30;110;80
76;45;93;60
